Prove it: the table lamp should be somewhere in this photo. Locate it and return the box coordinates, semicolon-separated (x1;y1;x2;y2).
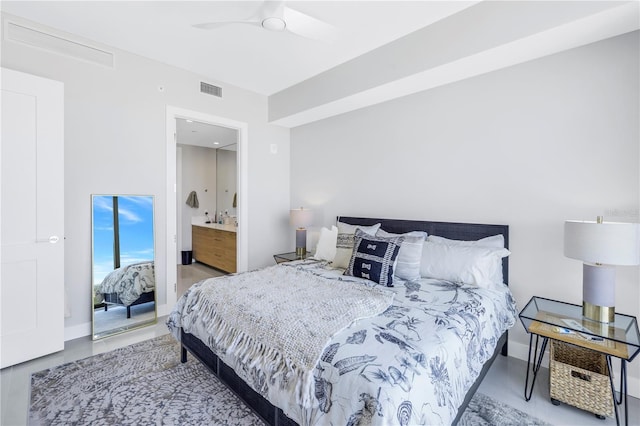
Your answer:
564;217;640;323
290;207;312;258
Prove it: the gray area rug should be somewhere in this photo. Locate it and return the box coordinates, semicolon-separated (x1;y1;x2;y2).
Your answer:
29;334;549;425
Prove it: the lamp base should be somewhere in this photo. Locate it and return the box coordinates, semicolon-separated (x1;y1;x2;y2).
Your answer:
582;263;615;323
582;301;614;323
295;228;307;259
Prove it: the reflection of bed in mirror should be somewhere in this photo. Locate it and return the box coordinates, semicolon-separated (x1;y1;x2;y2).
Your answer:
92;194;156;340
98;261;155;318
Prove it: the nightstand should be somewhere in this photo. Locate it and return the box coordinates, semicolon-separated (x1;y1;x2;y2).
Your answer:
519;296;640;426
273;251;312;264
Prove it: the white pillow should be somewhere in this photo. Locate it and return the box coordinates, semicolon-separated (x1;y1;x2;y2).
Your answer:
376;229;427;281
419;241;510;289
333;222;381;269
427;234;504;248
426;234;506;284
313;226;338;262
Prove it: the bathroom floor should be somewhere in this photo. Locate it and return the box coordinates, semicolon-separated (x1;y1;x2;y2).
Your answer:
177;261;226;298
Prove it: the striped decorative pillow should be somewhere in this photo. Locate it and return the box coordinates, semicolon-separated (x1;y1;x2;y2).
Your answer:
333;221;381;269
377;229;427;282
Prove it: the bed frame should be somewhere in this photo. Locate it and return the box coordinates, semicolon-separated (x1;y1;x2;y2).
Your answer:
180;217;510;426
103;290;155;319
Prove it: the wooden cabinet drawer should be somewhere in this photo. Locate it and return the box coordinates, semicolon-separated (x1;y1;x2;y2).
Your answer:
192;225;236;273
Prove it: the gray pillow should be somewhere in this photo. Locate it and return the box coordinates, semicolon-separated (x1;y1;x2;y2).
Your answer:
377;229;427;281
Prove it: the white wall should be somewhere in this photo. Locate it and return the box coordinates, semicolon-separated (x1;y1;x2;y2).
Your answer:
1;13;291;338
291;32;640;395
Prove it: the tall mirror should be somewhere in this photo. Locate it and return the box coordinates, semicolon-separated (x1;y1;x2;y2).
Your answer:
92;195;156;339
216;143;237;221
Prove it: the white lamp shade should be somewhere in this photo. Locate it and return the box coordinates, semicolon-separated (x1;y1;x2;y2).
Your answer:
290;208;312;229
564;220;640;266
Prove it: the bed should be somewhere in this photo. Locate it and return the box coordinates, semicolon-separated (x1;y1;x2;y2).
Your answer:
167;217;517;425
98;261;155;319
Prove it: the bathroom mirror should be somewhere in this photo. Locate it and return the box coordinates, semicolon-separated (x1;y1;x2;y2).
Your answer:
216;143;237;221
92;194;156;340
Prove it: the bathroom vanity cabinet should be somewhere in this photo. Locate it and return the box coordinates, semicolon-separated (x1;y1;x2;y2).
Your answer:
192;224;237;273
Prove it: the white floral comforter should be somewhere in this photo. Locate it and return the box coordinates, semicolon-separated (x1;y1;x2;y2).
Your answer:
167;260;518;426
99;261;155;306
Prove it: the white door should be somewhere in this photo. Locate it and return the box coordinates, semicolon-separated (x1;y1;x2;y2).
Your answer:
0;68;64;368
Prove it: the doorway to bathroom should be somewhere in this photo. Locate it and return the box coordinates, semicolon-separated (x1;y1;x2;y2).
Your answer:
165;106;248;313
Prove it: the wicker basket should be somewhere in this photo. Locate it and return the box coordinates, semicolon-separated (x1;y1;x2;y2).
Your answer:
549;340;613;417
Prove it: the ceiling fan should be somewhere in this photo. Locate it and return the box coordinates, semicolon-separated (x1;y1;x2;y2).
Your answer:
193;1;338;42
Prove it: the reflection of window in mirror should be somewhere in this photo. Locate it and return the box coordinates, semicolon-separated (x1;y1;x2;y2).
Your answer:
93;195;154;283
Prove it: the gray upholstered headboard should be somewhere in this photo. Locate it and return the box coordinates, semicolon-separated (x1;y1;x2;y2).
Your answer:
337;216;509;286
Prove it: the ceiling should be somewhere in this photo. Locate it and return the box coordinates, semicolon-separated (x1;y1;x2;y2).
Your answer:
2;1;637;128
0;1;478;95
176;118;238;150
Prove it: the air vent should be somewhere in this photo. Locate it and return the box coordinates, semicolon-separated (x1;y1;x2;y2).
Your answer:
200;81;222;98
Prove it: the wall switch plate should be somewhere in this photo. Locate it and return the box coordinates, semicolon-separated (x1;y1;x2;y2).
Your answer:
270;144;278;154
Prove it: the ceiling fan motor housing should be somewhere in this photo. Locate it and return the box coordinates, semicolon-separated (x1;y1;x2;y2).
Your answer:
262;16;286;31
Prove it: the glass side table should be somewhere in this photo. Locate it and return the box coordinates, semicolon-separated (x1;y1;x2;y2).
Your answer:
273;251;312;264
519;296;640;426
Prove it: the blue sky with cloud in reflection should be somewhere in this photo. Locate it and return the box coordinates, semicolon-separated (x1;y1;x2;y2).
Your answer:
92;195;154;285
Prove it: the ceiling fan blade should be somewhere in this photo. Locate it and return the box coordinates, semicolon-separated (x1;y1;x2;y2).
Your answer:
193;20;260;30
283;6;339;42
192;1;271;31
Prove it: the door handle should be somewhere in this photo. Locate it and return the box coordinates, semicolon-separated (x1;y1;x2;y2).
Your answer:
36;236;60;244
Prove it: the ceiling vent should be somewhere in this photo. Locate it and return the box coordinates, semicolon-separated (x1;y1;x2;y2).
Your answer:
5;21;114;68
200;81;222;98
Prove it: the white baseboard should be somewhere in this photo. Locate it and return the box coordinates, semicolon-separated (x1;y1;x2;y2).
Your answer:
507;337;640;399
630;376;640;400
64;321;91;341
508;339;549;365
157;303;170;317
64;303;170;342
